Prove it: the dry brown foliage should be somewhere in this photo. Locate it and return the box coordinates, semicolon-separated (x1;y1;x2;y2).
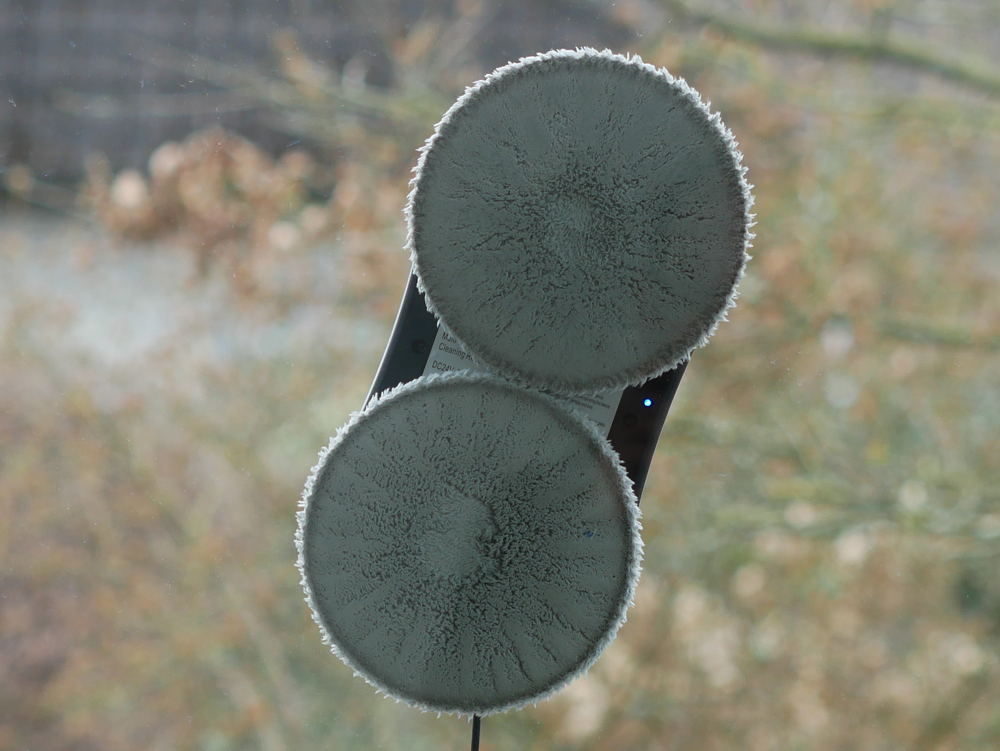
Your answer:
84;129;321;268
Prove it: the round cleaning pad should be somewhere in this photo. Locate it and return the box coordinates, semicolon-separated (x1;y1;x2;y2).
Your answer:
297;372;642;717
407;48;754;393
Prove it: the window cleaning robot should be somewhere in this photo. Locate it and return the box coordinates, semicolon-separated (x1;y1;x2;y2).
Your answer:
297;47;754;750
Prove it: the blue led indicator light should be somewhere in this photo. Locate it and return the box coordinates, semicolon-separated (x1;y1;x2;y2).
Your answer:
643;398;653;407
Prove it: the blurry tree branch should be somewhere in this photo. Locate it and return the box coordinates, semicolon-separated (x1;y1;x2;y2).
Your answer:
123;35;449;147
877;316;1000;350
52;89;257;119
660;0;1000;100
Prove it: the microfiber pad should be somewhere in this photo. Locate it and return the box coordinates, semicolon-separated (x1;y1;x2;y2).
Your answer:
297;371;642;716
407;48;754;393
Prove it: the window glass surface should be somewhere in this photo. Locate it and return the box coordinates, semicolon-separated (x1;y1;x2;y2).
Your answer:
2;1;999;749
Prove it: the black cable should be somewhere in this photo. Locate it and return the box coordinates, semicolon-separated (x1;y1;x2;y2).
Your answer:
471;715;481;751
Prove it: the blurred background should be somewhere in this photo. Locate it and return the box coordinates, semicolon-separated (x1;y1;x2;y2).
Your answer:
2;0;1000;749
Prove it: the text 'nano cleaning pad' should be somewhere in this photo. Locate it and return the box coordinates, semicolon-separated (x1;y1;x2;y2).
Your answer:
297;372;642;716
408;48;753;393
